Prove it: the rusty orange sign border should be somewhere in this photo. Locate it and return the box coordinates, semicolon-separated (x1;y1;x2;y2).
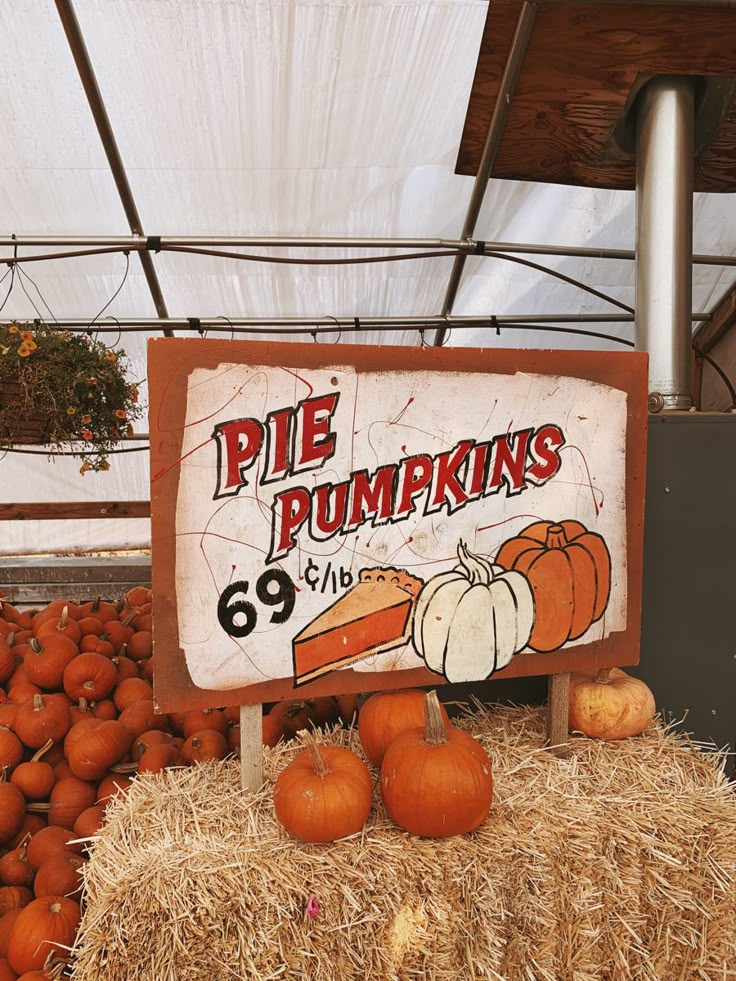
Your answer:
149;340;648;713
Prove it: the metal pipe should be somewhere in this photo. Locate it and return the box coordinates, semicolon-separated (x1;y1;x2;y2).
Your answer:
435;0;538;345
53;0;172;335
0;235;734;267
635;77;696;411
0;313;711;329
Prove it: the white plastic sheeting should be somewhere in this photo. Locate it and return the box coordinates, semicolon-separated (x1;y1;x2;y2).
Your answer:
1;0;734;554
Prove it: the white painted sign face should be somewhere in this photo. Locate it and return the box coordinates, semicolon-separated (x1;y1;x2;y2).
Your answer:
172;362;627;694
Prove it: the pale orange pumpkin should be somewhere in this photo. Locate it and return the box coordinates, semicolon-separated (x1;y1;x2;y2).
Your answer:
568;668;656;740
273;732;372;842
380;690;493;838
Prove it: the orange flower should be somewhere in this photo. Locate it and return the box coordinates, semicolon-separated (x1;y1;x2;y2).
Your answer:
17;344;32;357
88;377;97;386
81;430;93;441
20;331;33;341
67;406;77;416
81;414;92;424
104;351;118;363
7;325;19;334
79;461;92;475
114;409;127;420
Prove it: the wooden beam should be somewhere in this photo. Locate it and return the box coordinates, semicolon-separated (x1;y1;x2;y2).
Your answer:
0;502;151;521
692;280;736;354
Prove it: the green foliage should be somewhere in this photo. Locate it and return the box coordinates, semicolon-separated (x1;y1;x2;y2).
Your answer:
0;322;143;473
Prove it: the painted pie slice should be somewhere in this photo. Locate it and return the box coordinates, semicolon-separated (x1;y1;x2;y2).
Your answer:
292;567;424;686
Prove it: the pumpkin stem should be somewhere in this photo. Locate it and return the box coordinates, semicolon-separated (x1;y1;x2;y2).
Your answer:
32;693;45;712
78;697;88;713
424;690;448;746
57;605;69;630
122;611;138;628
49;900;62;914
26;802;50;813
595;668;612;684
110;761;138;774
301;730;330;777
29;637;43;655
31;738;54;762
545;524;569;549
6;631;14;647
91;596;102;613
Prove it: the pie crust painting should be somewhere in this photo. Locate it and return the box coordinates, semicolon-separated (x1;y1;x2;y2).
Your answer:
292;567;424;686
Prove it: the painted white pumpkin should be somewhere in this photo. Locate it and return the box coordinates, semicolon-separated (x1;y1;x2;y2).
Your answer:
412;542;535;683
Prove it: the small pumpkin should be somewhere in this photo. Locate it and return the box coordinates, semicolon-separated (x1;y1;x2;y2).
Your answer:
80;636;114;659
126;631;152;662
33;606;81;646
496;519;611;652
10;741;55;801
65;719;132;781
48;778;96;831
96;774;133;806
7;815;46;851
273;731;372;842
137;744;180;774
62;653;116;702
568;668;656;740
0;639;15;687
0;729;23;773
33;853;86;901
358;690;449;767
0;888;32;916
0;784;27;846
117;699;168;739
26;827;81;872
132;730;173;761
72;805;106;840
181;708;228;739
0;843;33;889
23;638;78;693
262;716;283;748
380;690;493;838
13;696;70;750
268;700;318;738
413;541;535;681
112;678;152;712
0;957;16;981
7;896;81;974
0;909;21;958
77;597;118;623
179;730;229;765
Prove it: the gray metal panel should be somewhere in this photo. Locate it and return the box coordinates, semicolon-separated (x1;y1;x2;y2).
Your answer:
632;413;736;772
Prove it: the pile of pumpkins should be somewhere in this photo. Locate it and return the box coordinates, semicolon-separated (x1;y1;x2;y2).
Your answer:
0;590;356;980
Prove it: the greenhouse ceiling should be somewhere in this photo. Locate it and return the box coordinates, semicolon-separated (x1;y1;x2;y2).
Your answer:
0;0;735;553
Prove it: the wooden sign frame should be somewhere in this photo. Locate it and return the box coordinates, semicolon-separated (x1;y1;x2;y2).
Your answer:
149;341;647;782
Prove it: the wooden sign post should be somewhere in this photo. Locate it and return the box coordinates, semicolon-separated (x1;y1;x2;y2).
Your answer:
148;341;647;786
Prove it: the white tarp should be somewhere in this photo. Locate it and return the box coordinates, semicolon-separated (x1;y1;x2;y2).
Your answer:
0;0;734;553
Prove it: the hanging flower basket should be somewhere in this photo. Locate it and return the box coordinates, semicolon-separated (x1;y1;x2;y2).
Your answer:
0;322;142;473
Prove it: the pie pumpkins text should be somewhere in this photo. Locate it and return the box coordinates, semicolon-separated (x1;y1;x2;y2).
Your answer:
496;519;611;652
380;690;493;838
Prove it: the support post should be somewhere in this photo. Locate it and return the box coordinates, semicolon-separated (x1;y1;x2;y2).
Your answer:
546;672;570;757
635;77;696;411
239;704;263;792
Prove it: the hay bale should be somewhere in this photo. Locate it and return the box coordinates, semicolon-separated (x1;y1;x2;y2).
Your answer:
70;706;736;980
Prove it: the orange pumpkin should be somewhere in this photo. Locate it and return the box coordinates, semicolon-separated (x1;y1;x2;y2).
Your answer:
0;909;22;958
33;853;86;901
80;636;114;659
181;708;228;739
62;653;116;702
0;888;32;916
96;775;133;806
137;744;181;774
26;827;81;872
77;616;105;638
180;730;229;765
0;729;23;773
13;696;70;750
7;896;81;974
72;805;105;840
125;586;152;608
0;639;15;687
0;843;33;889
496;519;611;652
66;719;132;782
380;690;493;838
24;637;78;692
112;678;152;712
0;957;16;981
48;778;96;831
358;690;449;767
7;815;46;851
0;785;27;846
126;631;152;662
273;732;372;842
267;701;317;739
568;668;656;740
262;716;283;748
34;607;81;646
117;700;168;739
11;742;55;801
77;598;118;624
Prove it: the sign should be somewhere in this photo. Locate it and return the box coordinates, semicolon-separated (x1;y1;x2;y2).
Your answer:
149;341;647;712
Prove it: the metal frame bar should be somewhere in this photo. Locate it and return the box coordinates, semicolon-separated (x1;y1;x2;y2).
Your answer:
0;235;735;267
53;0;172;336
435;0;538;346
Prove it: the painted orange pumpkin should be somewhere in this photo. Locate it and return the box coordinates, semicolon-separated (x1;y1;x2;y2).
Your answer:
273;732;372;843
380;691;493;838
496;519;611;652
